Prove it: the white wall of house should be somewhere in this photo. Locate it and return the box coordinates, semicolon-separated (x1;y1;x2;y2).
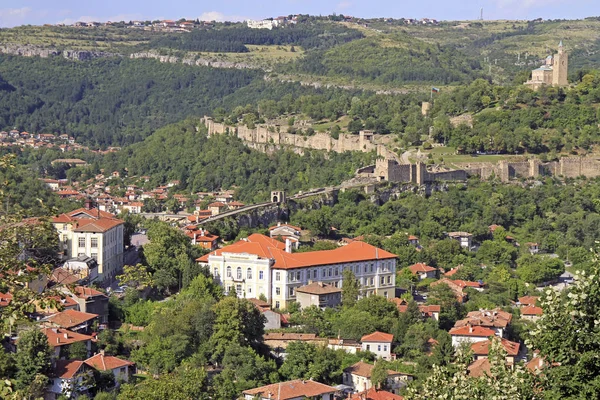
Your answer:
451;335;489;348
361;341;392;360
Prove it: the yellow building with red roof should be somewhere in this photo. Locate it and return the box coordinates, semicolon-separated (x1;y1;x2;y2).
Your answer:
198;233;396;309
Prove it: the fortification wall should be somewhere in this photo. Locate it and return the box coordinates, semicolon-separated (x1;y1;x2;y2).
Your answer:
559;157;600;178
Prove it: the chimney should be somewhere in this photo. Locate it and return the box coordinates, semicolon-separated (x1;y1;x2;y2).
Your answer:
100;349;105;356
469;324;473;333
277;222;281;227
285;238;292;253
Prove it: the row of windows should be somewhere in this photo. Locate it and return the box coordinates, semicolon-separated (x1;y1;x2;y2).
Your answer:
288;262;395;282
78;237;98;248
365;344;388;352
221;266;264;281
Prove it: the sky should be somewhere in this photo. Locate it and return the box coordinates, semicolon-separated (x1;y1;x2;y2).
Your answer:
0;0;598;28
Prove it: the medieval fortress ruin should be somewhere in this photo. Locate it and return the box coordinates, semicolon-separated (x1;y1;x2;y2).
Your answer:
202;117;600;185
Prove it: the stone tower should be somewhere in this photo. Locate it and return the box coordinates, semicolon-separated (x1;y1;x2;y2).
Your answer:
552;41;568;87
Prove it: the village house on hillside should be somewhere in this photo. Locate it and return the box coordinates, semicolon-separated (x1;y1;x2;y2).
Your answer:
343;361;413;394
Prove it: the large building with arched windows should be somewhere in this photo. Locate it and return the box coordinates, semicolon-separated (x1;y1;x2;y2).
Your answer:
197;233;397;309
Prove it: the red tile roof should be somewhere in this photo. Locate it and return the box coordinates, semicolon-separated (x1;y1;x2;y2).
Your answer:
518;296;539;306
269;223;301;231
207;202;226;208
242;379;336;400
521;305;543;316
295;282;341;295
74;286;107;299
47;309;99;329
41;328;94;347
455;309;512;329
0;292;12;307
52;208;123;233
471;338;521;356
85;353;134;371
468;358;491;377
408;263;436;274
197;234;396;269
449;325;496;337
361;331;393;343
53;360;85;379
350;388;403;400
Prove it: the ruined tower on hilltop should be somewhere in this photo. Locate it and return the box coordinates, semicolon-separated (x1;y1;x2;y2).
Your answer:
552;40;569;87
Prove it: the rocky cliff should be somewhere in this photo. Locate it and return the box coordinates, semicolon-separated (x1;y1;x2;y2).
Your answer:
0;44;119;60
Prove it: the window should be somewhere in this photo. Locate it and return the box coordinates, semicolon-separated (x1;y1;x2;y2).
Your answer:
276;272;281;281
378;345;381;351
381;277;385;285
259;271;264;280
275;301;280;309
236;284;242;296
366;344;370;351
384;291;388;298
226;266;232;278
328;268;332;277
384;345;388;351
214;267;218;277
91;253;98;261
387;276;392;284
236;267;242;280
370;264;374;272
248;287;252;294
276;287;281;296
91;238;98;248
370;278;374;286
334;268;339;276
247;268;252;280
289;287;295;296
364;265;367;273
296;271;301;281
78;237;86;248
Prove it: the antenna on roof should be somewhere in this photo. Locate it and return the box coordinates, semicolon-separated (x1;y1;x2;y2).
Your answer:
480;7;483;21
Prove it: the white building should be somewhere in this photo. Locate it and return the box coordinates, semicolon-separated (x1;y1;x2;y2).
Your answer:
52;207;124;283
360;331;394;360
343;361;413;394
198;234;397;309
449;325;496;347
85;352;135;383
246;19;280;29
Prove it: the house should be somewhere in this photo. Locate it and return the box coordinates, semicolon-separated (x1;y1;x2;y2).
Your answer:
467;358;492;377
295;282;342;309
470;338;521;366
454;308;512;337
36;295;79;315
269;223;302;244
61;255;99;283
47;360;91;399
41;327;94;359
407;263;437;280
343;361;412;394
186;227;219;250
84;352;135;383
228;201;245;210
327;338;362;354
122;202;143;214
526;243;539;254
198;234;396;309
349;388;404;400
70;286;109;324
207;202;227;216
449;324;495;347
41;178;60;191
44;309;99;333
242;379;337;400
361;331;394;360
407;235;419;247
518;296;539;307
447;232;473;249
248;298;282;330
0;292;12;307
52;206;124;283
521;305;543;321
390;298;440;321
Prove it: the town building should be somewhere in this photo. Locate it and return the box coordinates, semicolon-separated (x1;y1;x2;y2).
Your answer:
449;325;495;347
343;361;412;394
248;298;283;330
47;360;91;399
521;305;543;321
69;286;109;324
243;379;337;400
44;309;99;333
269;223;302;245
41;327;94;359
52;206;124;283
198;234;396;309
470;338;521;366
361;331;394;360
524;41;569;90
454;308;512;337
295;282;342;309
407;263;437;280
185;227;219;250
84;352;135;383
447;232;473;249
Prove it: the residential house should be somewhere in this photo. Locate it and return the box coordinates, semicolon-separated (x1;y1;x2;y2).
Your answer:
70;286;109;324
327;338;362;354
295;282;342;309
84;352;135;383
36;295;79;316
349;388;404;400
521;305;543;321
44;309;99;333
447;232;473;249
269;223;302;244
229;201;245;210
517;296;539;307
470;338;521;366
122;202;143;214
361;331;394;360
207;202;227;216
343;361;413;394
467;358;492;377
407;263;437;280
41;327;94;359
186;227;219;250
0;292;11;307
242;379;337;400
52;207;124;282
448;325;495;347
407;235;420;247
390;298;440;321
198;234;396;309
454;308;512;337
42;179;60;191
248;298;282;330
47;360;91;399
526;242;539;254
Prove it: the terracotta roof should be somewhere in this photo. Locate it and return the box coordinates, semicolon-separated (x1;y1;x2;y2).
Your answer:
47;309;99;329
269;223;301;231
518;296;539;306
207;202;226;208
50;268;81;286
408;263;436;274
455;309;512;329
0;292;12;307
85;353;134;371
471;338;520;356
350;388;403;400
45;295;78;309
198;234;396;269
73;218;123;233
242;379;336;400
468;358;491;377
41;327;94;347
229;201;245;206
444;267;461;277
344;361;406;378
449;325;496;337
420;305;441;314
361;331;393;343
448;231;472;238
521;305;543;316
52;208;123;233
408;235;418;241
53;360;85;379
264;333;319;341
74;286;107;299
452;279;485;289
295;282;341;295
248;298;271;308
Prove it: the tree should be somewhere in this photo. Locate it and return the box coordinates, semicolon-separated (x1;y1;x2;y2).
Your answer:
528;263;600;398
342;269;360;307
117;264;154;290
370;360;390;390
14;329;52;390
428;283;464;330
67;341;88;360
117;365;209;400
430;331;454;367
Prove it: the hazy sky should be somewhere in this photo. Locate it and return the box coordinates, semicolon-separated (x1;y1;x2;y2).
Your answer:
0;0;598;27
